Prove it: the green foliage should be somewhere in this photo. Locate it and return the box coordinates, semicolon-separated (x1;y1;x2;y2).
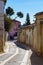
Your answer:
6;7;14;16
23;13;30;26
5;6;14;32
26;13;30;25
17;12;23;18
23;23;26;26
5;7;23;31
4;14;12;32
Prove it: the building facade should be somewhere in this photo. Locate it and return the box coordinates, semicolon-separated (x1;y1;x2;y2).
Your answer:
9;19;21;39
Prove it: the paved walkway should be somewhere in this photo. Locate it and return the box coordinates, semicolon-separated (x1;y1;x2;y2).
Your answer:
0;41;43;65
4;42;28;65
0;41;17;64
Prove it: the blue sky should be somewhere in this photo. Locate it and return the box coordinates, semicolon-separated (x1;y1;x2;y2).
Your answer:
5;0;43;25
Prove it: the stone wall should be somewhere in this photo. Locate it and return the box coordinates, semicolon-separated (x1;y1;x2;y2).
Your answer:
17;13;43;56
0;0;5;52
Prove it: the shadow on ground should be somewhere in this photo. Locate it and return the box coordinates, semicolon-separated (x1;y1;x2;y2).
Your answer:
27;47;43;65
15;41;43;65
30;50;43;65
14;41;29;50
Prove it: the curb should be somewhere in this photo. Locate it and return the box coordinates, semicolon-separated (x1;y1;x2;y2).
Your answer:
20;49;32;65
0;42;9;57
4;42;9;53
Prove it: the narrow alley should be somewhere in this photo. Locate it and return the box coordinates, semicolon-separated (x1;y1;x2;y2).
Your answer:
0;41;43;65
